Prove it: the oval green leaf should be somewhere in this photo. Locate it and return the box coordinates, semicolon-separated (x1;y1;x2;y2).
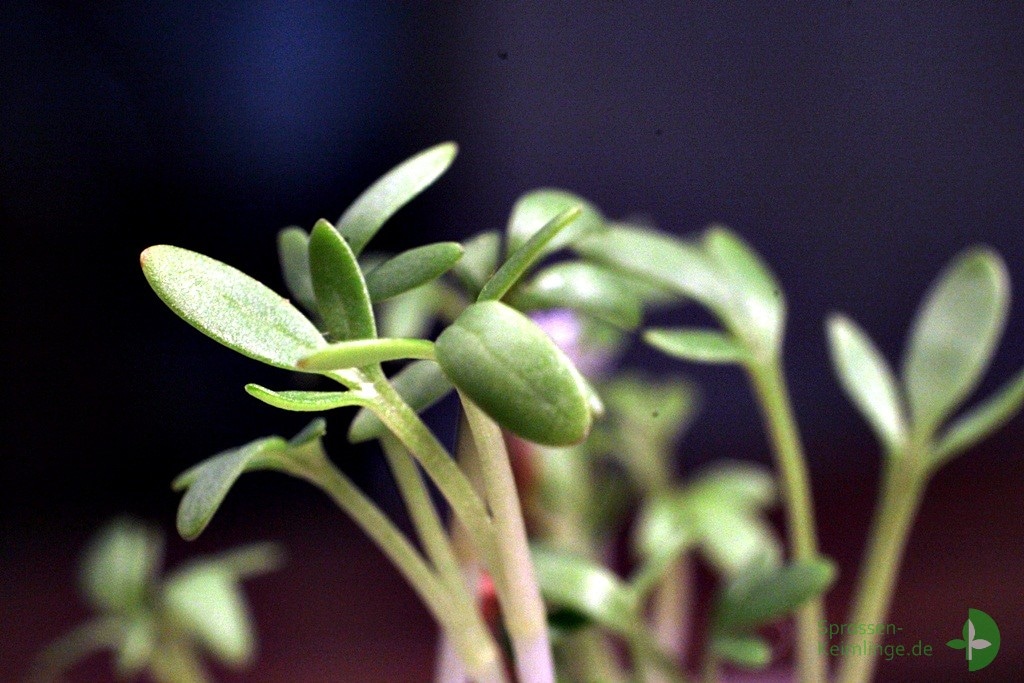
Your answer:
141;245;326;370
435;301;592;446
514;261;643;330
478;206;582;302
309;219;376;341
365;242;464;303
298;337;435;371
337;142;458;255
276;226;317;314
507;189;606;256
826;314;907;453
163;564;255;666
644;328;750;365
575;225;725;309
348;360;454;443
712;558;837;634
80;518;163;614
902;248;1009;437
245;384;373;412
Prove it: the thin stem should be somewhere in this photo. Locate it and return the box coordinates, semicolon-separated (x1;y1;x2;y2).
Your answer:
836;456;925;683
380;434;505;682
746;359;825;683
652;555;693;671
369;374;502;575
460;394;556;683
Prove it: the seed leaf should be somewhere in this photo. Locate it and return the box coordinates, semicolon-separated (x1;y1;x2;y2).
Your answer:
514;261;643;330
276;227;317;315
309;219;376;341
141;245;326;370
932;366;1024;465
575;225;724;309
80;518;163;614
702;227;785;355
348;360;453;443
644;328;750;365
902;248;1009;437
244;384;373;412
452;231;501;296
532;544;640;639
435;301;592;446
337;142;458;255
507;189;606;256
298;338;435;371
163;564;255;666
478;206;582;302
711;634;772;669
365;242;464;302
712;558;837;634
171;420;327;540
826;314;908;453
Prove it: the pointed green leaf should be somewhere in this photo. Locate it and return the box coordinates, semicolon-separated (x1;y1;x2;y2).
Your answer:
377;282;444;339
435;301;592;446
203;542;286;581
712;558;837;634
695;508;781;577
171;421;326;540
478;206;582;302
80;518;163;614
452;231;501;296
712;634;772;670
163;564;255;666
532;544;640;639
506;189;606;256
309;219;376;341
826;314;908;452
644;328;750;364
348;360;453;443
902;248;1010;437
514;261;643;329
141;245;326;370
575;225;725;309
702;227;785;354
245;384;373;412
946;639;967;650
687;462;777;512
933;367;1024;465
365;242;464;302
337;142;458;255
276;226;317;314
298;337;435;371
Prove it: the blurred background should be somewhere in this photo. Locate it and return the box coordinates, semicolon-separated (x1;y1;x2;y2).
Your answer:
2;3;1022;681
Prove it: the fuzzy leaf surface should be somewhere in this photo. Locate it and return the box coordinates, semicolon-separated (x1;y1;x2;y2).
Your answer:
141;245;325;370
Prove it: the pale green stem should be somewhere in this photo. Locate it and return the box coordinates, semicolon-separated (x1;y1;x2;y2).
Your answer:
460;394;556;683
369;374;503;577
836;455;925;683
746;359;825;683
653;555;692;671
380;434;505;683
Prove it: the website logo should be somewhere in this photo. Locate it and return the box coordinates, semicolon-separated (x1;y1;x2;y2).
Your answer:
946;608;1000;672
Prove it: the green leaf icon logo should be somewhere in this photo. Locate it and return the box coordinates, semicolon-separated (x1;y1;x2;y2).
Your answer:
947;608;1000;672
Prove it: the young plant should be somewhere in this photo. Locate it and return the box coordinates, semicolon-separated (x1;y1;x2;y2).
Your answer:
32;518;280;683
